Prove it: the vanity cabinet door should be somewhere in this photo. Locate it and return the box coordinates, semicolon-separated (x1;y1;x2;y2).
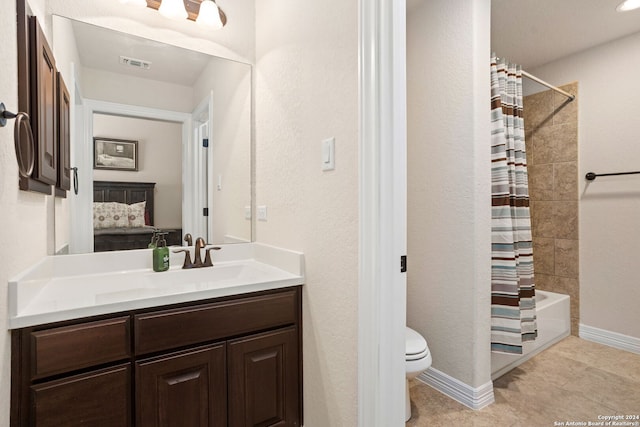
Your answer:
28;16;57;186
30;364;131;427
136;343;227;427
228;326;300;427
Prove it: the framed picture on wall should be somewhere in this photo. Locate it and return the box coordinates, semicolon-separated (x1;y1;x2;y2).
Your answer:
94;137;138;171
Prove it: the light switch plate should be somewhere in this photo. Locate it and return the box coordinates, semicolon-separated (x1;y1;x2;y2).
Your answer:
322;137;335;171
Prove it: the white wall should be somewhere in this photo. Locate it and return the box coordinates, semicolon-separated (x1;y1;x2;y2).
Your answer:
255;0;359;425
406;0;493;388
0;1;49;426
93;115;182;228
82;67;194;113
51;14;82;254
528;31;640;340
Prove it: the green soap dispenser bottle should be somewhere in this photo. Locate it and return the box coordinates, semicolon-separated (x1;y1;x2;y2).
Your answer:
153;232;170;272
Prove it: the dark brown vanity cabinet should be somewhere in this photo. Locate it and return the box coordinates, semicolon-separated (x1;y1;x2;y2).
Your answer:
13;316;133;427
11;287;303;427
31;364;132;427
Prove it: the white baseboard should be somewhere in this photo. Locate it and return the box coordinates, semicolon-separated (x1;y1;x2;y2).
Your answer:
416;367;494;410
579;324;640;355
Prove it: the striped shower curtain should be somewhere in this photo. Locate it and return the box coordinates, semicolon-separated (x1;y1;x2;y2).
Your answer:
490;55;537;354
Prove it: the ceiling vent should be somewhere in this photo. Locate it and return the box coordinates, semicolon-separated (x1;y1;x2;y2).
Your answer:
119;55;152;70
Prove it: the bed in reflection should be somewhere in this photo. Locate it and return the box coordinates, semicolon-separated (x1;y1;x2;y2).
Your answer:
93;180;181;252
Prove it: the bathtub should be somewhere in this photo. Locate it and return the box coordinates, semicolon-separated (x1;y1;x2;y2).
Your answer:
491;290;570;380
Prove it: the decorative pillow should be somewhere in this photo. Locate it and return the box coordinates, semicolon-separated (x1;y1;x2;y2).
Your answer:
93;202;129;229
127;201;147;228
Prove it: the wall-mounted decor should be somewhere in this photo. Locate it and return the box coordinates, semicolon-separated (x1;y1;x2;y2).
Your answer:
94;137;138;171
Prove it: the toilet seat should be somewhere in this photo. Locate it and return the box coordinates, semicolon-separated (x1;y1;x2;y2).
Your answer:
406;327;429;361
405;326;432;422
406;347;429;361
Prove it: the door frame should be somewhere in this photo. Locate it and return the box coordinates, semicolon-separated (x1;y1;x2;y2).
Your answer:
190;92;215;243
358;0;407;425
74;99;191;252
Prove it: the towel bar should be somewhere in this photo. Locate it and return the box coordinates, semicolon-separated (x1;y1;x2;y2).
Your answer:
1;102;35;178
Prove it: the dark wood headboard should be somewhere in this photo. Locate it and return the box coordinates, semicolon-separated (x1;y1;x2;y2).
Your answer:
93;181;155;225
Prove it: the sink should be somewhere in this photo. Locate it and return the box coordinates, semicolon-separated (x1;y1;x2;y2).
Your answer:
8;243;304;329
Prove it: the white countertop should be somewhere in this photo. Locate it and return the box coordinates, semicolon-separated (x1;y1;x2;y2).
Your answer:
8;243;304;329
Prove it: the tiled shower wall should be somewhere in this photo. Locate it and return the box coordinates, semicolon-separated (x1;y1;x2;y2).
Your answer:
524;82;579;335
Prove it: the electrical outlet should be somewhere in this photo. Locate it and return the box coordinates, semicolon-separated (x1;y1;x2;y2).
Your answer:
257;205;268;221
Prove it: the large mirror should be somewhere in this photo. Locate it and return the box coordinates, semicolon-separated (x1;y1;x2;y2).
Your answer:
52;15;252;254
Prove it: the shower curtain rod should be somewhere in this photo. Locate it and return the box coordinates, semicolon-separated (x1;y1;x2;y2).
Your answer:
521;70;576;102
494;56;575;101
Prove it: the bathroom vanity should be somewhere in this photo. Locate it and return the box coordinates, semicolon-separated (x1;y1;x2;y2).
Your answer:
8;243;304;427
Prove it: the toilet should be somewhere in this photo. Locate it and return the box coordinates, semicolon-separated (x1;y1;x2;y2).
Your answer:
405;326;432;421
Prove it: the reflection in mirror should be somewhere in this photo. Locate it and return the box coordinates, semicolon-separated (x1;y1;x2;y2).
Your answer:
52;15;252;254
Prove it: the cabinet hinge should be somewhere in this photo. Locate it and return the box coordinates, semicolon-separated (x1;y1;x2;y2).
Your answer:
401;255;407;273
202;138;209;148
203;208;209;217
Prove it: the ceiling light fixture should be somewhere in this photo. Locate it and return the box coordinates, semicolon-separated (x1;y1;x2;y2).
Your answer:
616;0;640;12
196;0;223;28
146;1;227;28
158;0;189;20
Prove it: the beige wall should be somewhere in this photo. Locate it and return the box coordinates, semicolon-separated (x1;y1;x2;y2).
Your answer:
255;0;359;425
93;115;183;229
0;1;50;426
524;83;580;335
407;0;493;388
192;58;252;243
528;31;640;340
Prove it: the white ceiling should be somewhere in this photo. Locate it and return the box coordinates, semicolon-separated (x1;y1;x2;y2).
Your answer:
69;18;213;87
71;1;640;84
491;0;640;68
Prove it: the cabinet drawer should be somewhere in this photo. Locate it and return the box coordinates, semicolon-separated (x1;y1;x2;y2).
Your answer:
31;364;131;427
31;316;131;379
135;290;298;355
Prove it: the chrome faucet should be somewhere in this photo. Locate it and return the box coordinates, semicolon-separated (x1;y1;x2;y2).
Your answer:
173;237;221;269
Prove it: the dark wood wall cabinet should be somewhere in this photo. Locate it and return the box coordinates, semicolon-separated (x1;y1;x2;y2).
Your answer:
11;287;303;427
56;73;71;197
16;2;71;196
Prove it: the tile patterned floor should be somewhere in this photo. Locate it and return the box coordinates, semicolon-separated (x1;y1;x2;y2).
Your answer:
406;336;640;426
